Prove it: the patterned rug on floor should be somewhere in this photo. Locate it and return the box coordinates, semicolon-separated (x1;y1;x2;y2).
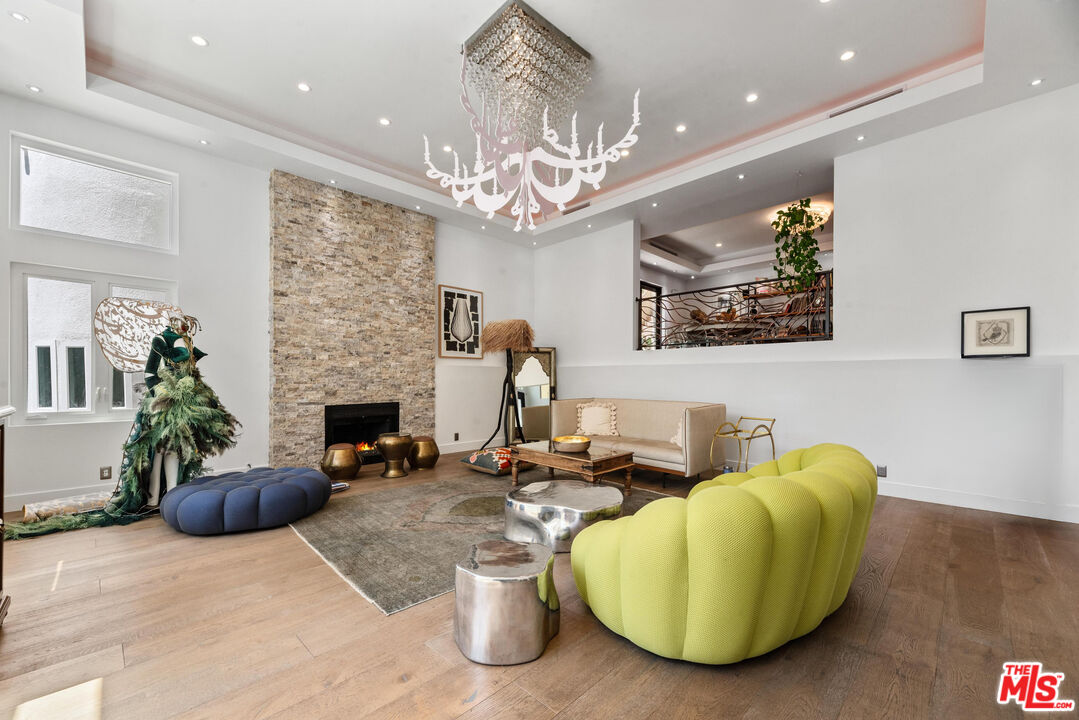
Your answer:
290;470;669;614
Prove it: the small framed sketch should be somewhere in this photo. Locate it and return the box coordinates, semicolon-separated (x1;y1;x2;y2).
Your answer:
961;306;1030;358
438;285;483;359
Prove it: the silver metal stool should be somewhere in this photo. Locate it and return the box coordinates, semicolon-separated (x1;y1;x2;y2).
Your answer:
505;480;623;552
454;540;559;665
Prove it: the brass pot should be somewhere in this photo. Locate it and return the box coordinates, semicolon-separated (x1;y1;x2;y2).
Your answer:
408;436;440;470
376;432;413;479
320;443;360;480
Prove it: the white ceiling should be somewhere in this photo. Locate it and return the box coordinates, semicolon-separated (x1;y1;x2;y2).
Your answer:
652;192;835;265
0;0;1076;249
81;0;986;200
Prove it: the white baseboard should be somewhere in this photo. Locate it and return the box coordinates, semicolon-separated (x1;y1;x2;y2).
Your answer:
877;479;1079;525
436;439;489;454
4;481;116;514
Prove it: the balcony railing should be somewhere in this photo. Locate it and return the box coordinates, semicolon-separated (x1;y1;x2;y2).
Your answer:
637;271;833;349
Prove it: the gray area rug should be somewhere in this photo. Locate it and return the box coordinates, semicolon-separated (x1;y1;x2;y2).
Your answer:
290;472;669;614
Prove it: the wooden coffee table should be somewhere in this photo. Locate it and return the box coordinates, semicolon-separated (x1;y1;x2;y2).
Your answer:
510;441;635;495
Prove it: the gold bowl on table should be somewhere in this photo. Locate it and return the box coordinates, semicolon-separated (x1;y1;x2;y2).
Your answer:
552;435;591;453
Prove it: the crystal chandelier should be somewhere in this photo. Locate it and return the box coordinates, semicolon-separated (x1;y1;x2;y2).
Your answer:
422;1;640;232
463;0;591;146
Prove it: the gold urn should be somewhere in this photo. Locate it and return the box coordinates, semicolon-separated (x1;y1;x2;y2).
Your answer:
376;432;413;479
320;443;360;480
408;436;440;470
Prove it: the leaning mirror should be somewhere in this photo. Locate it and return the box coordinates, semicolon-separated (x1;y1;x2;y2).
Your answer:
507;347;556;442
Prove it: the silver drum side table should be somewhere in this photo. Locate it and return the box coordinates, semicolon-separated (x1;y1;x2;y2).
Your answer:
505;480;623;552
454;540;559;665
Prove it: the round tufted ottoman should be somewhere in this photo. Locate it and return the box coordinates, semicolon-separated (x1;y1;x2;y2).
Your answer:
160;467;332;535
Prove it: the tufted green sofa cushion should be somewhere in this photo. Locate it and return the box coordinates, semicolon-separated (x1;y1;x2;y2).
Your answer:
570;443;877;664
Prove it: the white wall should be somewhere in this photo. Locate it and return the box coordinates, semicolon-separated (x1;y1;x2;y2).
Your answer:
1;92;272;511
535;84;1079;523
434;222;535;452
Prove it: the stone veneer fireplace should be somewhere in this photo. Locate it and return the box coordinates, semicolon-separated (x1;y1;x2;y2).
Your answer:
269;170;435;466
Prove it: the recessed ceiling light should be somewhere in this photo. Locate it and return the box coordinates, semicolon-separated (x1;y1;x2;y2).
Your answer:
745;92;759;103
379;117;391;126
691;275;696;279
675;123;687;133
198;139;209;145
1030;78;1043;87
481;225;486;230
190;35;208;47
26;84;41;93
856;135;865;142
443;145;452;153
819;0;832;4
620;149;629;157
297;82;311;93
651;202;658;207
9;11;30;22
840;50;855;62
715;242;723;247
587;224;592;228
653;262;658;266
329;179;336;184
415;205;421;210
533;241;537;246
738;174;745;180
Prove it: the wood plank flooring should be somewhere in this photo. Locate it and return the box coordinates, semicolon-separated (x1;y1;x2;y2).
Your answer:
2;454;1077;719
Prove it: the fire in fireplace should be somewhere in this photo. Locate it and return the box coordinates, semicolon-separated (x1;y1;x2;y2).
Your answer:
325;402;400;462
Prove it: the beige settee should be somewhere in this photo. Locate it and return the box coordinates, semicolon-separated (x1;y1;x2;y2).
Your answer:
550;398;726;478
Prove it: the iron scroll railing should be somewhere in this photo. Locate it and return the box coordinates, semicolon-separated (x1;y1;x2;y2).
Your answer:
636;271;833;350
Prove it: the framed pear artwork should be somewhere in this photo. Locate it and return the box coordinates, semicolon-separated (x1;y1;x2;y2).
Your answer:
437;285;483;359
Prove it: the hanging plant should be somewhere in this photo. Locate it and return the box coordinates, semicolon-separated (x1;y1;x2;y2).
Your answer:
772;197;825;292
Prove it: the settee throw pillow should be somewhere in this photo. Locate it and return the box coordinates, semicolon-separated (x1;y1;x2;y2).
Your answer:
577;402;618;436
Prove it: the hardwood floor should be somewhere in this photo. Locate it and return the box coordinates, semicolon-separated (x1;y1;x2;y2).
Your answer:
2;455;1077;719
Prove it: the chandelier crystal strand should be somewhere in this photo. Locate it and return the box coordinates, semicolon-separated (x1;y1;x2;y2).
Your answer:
463;1;591;146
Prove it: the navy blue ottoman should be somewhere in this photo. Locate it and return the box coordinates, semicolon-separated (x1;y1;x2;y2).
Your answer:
160;467;331;535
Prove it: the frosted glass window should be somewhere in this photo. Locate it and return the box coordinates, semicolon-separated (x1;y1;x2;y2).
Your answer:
15;141;175;251
16;264;176;423
26;277;92;412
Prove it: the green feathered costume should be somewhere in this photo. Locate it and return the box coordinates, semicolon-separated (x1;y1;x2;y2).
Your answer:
5;322;239;539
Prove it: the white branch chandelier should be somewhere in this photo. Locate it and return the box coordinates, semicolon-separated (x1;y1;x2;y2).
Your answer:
422;1;641;232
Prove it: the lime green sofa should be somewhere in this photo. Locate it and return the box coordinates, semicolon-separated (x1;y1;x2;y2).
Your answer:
570;443;877;664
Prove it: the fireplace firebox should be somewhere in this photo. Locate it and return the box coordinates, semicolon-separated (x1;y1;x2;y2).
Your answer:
325;402;400;463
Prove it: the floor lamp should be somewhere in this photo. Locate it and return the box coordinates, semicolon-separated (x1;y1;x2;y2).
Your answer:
479;319;534;450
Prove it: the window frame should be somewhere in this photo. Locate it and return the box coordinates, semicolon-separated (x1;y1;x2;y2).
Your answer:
9;132;180;255
11;263;178;426
639;280;662;350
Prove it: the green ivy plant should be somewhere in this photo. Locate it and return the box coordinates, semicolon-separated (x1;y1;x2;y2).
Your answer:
771;197;823;292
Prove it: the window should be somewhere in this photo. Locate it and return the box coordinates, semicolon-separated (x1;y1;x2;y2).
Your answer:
13;264;176;424
11;134;178;253
639;281;662;349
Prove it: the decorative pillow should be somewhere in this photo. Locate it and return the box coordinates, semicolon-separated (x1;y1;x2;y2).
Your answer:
460;448;514;475
577;402;618;436
459;448;535;475
670;416;684;449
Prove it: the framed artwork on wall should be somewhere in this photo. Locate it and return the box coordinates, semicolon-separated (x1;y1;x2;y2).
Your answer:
438;285;483;359
961;306;1030;358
